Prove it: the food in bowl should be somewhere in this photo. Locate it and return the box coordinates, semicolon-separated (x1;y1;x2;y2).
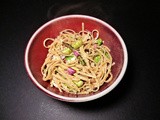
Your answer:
25;15;128;102
41;23;114;94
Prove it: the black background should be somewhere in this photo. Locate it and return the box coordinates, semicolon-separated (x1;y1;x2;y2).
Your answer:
0;0;160;120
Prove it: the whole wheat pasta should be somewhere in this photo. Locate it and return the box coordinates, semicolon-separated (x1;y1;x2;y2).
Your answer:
41;23;114;94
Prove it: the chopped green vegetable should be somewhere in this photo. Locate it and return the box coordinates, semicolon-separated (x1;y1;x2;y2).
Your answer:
62;83;70;89
105;52;110;59
94;55;101;63
63;42;74;51
72;40;83;49
73;80;83;87
62;83;76;93
62;48;72;55
65;56;75;61
77;56;86;65
96;38;103;46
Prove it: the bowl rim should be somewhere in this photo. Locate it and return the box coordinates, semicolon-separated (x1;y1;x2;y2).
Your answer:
24;14;128;102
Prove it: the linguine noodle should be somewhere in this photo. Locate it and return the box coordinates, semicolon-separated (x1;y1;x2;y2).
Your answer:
41;23;114;94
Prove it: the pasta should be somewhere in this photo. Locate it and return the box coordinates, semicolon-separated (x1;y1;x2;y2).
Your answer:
41;23;114;94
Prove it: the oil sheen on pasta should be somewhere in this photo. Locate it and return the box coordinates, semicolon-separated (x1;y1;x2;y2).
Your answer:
41;23;114;94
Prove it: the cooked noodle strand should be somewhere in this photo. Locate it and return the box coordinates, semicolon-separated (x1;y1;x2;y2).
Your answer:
41;23;114;94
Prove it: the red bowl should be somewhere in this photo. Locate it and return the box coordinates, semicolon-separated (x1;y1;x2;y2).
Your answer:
25;15;128;102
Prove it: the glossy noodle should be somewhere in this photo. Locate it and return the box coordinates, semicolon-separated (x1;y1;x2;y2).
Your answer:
41;23;114;94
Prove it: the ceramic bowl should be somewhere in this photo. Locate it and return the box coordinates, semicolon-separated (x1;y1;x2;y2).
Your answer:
25;15;128;102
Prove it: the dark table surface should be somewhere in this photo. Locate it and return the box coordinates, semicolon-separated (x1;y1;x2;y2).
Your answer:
1;0;160;120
